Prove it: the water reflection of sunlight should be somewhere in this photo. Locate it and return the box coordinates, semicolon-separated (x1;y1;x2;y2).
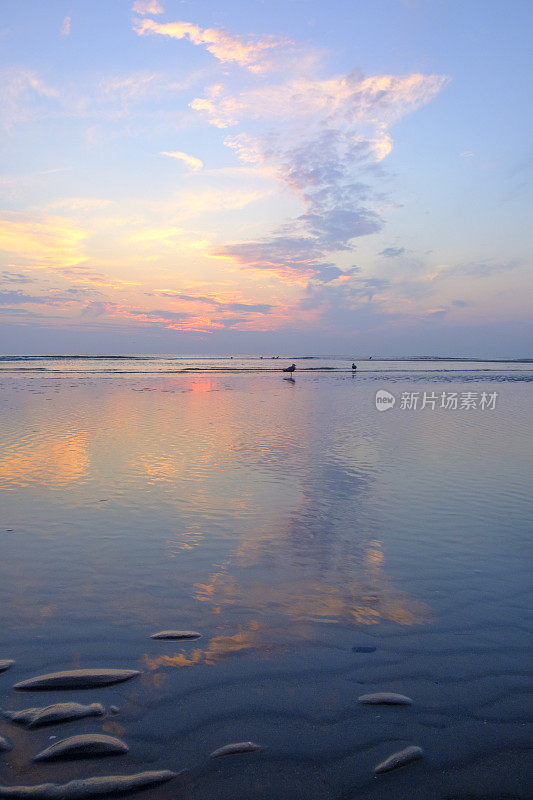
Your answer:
0;432;89;490
1;377;430;655
188;376;219;393
166;527;204;553
142;621;269;670
141;533;429;675
140;537;429;673
192;539;430;629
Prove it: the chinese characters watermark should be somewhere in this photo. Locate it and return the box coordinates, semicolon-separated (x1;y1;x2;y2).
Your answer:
375;389;498;411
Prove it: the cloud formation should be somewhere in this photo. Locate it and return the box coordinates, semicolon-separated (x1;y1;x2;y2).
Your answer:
2;13;479;347
80;298;278;334
160;150;204;170
0;289;78;308
151;289;274;315
195;69;445;283
134;18;290;72
380;246;406;258
132;0;164;15
193;72;445;131
0;211;87;269
0;271;35;284
0;68;59;129
429;259;522;280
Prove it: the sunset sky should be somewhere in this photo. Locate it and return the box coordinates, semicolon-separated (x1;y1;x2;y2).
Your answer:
1;0;531;356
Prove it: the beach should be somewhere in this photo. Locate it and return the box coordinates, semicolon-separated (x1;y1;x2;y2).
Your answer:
0;360;531;799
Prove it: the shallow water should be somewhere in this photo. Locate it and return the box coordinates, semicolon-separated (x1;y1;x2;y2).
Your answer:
0;370;531;799
1;354;532;378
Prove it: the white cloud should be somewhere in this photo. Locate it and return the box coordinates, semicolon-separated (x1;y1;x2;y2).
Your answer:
61;16;71;36
0;68;60;129
132;1;164;15
196;69;446;282
160;150;204;171
193;72;446;135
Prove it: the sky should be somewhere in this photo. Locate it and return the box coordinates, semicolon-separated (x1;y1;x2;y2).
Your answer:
0;0;531;356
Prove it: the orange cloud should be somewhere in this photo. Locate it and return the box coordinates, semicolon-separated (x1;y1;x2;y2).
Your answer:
82;301;223;333
0;211;87;268
59;265;141;290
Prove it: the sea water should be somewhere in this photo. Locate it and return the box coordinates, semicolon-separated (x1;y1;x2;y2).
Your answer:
0;360;531;798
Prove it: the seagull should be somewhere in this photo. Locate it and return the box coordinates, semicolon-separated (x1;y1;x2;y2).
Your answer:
352;362;357;371
283;363;296;374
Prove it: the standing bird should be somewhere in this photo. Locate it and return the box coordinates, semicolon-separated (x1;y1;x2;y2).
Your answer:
283;363;296;374
352;363;357;371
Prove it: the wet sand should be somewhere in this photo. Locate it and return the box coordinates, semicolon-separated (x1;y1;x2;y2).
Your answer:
0;372;531;798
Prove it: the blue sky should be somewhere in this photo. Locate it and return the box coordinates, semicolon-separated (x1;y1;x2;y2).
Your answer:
0;0;531;355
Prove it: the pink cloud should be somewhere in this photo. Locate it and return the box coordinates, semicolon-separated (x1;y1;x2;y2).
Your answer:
133;18;291;72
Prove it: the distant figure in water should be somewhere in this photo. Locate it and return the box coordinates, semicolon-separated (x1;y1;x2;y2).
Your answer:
352;363;357;371
283;363;296;374
369;356;372;360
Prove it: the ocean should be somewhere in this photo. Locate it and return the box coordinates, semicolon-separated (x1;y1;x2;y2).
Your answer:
0;357;531;799
1;354;532;378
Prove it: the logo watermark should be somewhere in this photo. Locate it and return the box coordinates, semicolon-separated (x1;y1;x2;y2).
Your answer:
375;389;396;411
375;389;498;411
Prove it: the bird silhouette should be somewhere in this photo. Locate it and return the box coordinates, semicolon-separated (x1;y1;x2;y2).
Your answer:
282;363;296;373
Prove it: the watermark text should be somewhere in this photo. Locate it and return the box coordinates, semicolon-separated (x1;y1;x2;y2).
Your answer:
375;389;498;411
